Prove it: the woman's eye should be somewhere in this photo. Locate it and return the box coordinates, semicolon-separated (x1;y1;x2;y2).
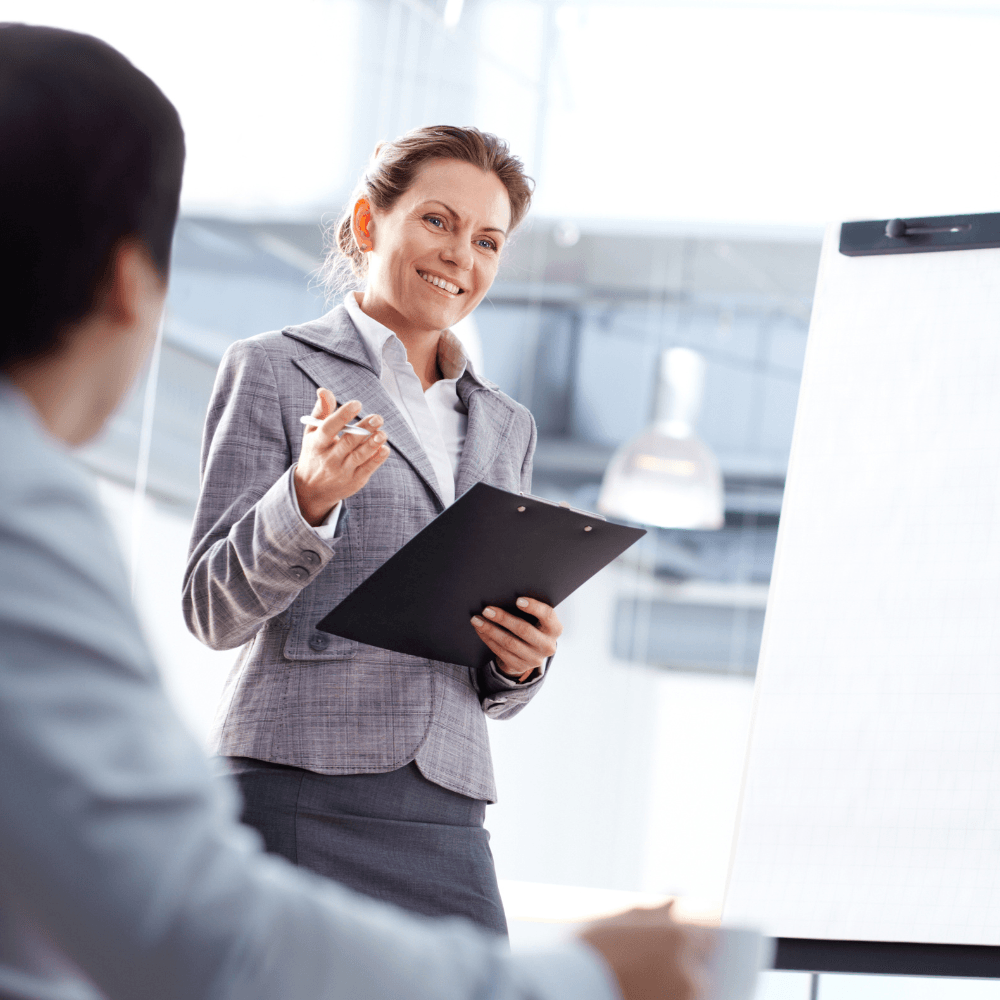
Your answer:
425;216;444;228
476;239;497;251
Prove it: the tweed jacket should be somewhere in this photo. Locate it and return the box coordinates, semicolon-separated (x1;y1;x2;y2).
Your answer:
182;305;547;802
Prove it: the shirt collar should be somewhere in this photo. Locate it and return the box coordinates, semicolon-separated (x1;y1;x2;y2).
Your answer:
343;291;468;383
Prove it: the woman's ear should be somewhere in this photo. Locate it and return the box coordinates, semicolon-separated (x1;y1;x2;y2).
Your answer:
352;198;373;253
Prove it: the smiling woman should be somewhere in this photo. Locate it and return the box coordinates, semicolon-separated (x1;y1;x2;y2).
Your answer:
342;157;511;391
183;126;559;935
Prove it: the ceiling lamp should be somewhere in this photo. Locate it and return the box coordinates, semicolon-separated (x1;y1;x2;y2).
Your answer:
598;347;724;530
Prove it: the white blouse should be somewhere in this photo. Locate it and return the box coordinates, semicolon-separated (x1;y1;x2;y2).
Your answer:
301;294;470;539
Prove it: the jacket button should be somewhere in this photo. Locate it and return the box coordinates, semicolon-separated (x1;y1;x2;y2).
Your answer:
289;565;309;581
309;633;329;650
300;549;321;566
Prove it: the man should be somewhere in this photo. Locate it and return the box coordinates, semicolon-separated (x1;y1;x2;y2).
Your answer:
0;22;708;1000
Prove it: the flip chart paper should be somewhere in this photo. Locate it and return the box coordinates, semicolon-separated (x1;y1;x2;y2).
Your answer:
724;226;1000;945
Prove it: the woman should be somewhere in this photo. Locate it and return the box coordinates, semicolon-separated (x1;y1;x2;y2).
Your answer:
183;126;561;936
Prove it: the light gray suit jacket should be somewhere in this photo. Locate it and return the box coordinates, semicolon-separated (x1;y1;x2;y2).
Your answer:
183;306;547;801
0;377;617;1000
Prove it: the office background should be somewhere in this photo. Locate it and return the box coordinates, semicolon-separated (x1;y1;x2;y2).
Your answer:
7;1;1000;995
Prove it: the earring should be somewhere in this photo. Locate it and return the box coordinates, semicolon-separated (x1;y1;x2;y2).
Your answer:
358;241;372;253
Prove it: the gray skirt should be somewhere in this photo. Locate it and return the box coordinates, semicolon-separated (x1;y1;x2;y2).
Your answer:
224;757;507;936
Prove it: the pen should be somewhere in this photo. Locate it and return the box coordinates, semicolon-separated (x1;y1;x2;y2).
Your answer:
299;414;372;436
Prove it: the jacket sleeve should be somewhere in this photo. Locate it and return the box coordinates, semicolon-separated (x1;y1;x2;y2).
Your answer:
519;408;537;495
471;412;555;720
0;425;623;1000
182;339;340;651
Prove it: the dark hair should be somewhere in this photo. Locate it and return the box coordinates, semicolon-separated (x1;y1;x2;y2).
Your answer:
323;125;533;293
0;23;185;368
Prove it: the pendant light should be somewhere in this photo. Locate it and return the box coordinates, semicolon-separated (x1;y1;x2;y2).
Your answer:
598;347;724;530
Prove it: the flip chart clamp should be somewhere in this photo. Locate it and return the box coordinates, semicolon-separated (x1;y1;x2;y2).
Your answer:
839;212;1000;256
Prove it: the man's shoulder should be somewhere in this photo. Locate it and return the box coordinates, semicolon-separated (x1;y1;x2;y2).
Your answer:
0;381;96;514
0;380;133;636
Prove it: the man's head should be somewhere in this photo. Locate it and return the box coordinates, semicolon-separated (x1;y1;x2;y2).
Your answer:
0;24;184;442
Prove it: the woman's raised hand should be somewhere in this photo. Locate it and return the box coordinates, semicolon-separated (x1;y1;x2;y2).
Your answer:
471;596;563;682
293;387;389;526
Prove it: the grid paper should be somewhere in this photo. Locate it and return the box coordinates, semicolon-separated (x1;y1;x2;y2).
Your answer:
723;225;1000;945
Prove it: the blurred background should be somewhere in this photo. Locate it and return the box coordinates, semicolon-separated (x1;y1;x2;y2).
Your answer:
6;0;1000;991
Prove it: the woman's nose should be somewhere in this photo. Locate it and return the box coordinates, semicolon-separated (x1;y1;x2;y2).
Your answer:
441;235;474;270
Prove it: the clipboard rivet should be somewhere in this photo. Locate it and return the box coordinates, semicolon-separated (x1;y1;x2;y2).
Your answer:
517;505;526;512
584;525;592;532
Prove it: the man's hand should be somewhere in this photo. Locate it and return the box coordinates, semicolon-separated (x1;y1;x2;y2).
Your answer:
579;902;712;1000
293;387;389;526
471;596;562;682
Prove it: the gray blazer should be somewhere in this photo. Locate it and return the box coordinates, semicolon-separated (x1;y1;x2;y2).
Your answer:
183;305;547;802
0;375;616;1000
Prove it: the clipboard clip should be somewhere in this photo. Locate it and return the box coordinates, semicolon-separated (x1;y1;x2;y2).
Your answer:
517;492;607;522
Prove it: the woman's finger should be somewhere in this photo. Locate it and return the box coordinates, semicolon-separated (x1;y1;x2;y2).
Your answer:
479;606;555;654
470;617;543;671
345;431;388;469
321;423;382;473
337;411;383;447
312;399;362;448
469;617;540;680
353;444;390;480
342;421;386;459
304;387;336;432
480;604;559;657
325;410;384;457
316;387;337;416
511;596;563;637
347;414;384;452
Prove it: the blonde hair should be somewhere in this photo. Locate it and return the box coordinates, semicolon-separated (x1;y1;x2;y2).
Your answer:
321;125;533;295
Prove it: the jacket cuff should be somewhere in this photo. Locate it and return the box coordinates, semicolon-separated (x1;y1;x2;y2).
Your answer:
487;658;548;688
291;476;344;547
475;655;551;702
246;467;340;590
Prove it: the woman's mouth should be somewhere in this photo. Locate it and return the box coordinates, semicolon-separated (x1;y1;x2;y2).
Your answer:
417;270;463;295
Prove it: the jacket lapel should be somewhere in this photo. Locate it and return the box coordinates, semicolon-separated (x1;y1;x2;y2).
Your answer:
454;371;517;499
285;307;447;511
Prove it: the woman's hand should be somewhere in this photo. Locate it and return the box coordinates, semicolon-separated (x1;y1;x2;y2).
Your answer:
293;387;389;526
471;596;562;682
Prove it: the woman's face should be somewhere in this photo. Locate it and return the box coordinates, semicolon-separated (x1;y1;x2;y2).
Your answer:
360;157;512;336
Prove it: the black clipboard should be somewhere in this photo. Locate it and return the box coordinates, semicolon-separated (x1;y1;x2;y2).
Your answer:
316;482;646;669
